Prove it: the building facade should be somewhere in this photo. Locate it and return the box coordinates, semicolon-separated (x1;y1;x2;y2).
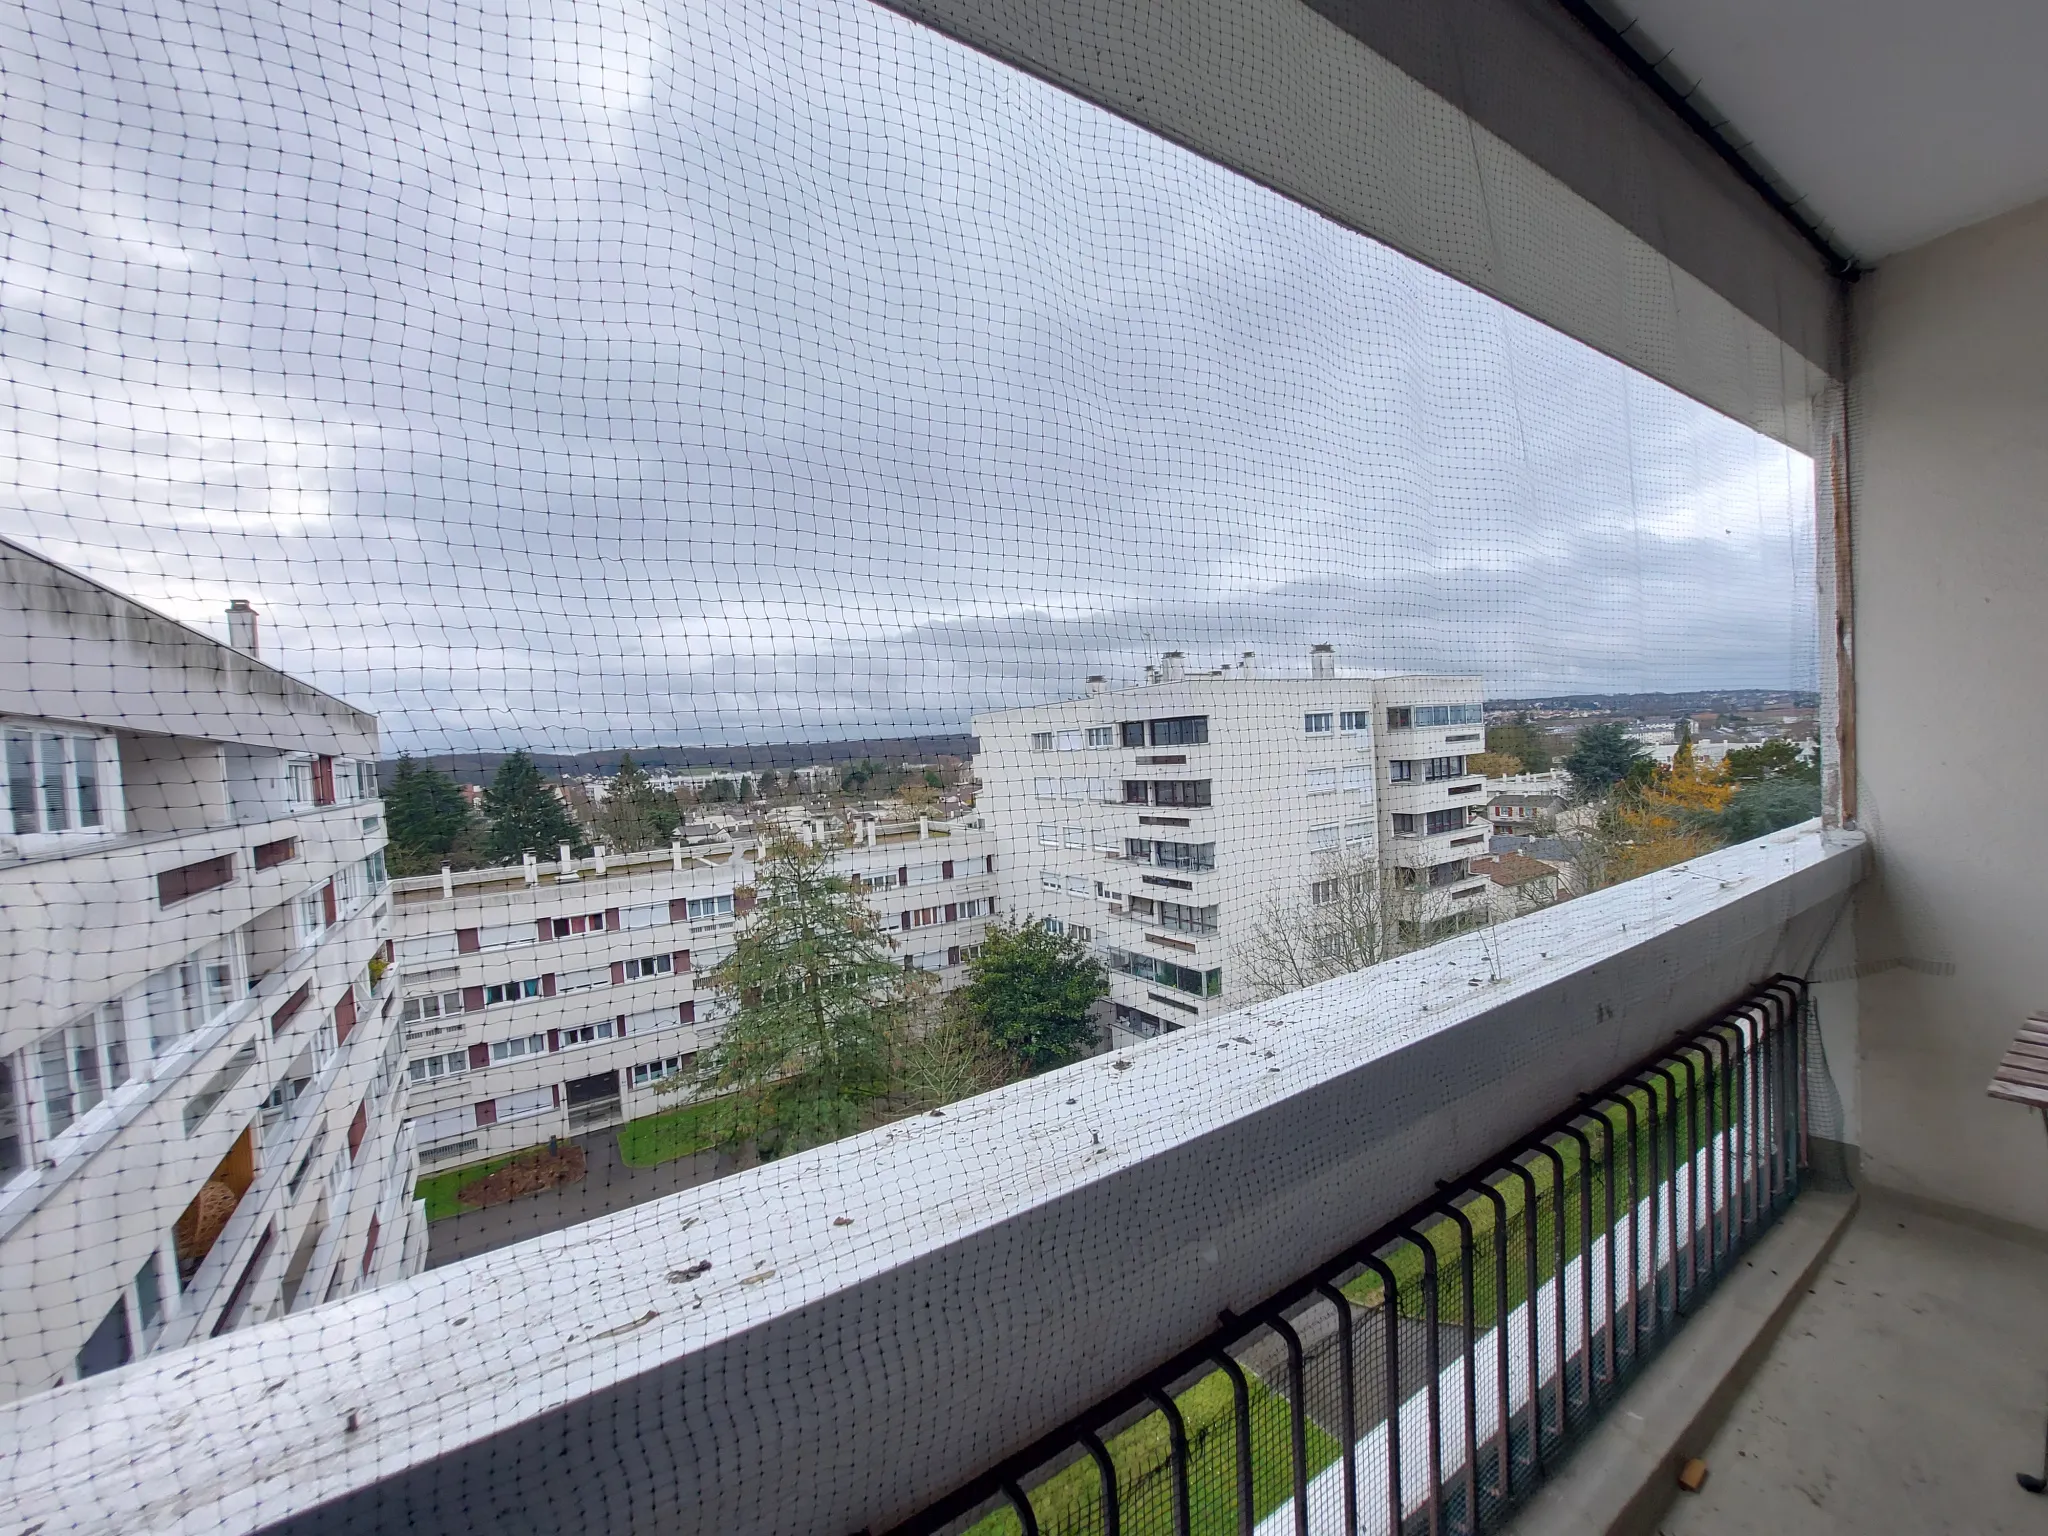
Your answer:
390;820;995;1169
973;649;1489;1046
0;542;421;1403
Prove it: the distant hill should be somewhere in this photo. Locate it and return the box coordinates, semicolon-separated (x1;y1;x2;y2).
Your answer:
1484;689;1818;718
383;734;978;783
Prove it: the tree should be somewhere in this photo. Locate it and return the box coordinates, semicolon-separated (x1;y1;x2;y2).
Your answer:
481;750;586;865
964;919;1108;1072
678;837;904;1154
384;756;478;876
922;768;943;789
1487;714;1557;772
756;768;781;798
1467;751;1523;778
1585;743;1732;886
736;775;755;803
701;778;734;804
1234;851;1402;1003
1723;738;1820;784
593;752;676;853
1563;722;1652;800
1717;777;1822;841
891;987;1015;1111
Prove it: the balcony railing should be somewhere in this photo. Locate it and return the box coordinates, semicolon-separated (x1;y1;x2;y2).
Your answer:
900;978;1805;1536
0;825;1861;1536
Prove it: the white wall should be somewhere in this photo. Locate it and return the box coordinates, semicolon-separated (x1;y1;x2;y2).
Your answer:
1849;193;2048;1233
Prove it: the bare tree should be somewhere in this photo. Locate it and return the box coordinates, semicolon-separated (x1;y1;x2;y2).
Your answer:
1233;851;1406;1004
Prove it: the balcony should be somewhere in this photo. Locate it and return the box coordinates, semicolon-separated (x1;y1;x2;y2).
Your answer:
0;826;1867;1533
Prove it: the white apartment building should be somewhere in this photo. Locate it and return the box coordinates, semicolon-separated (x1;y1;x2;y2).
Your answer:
0;543;421;1403
973;649;1489;1045
390;819;995;1169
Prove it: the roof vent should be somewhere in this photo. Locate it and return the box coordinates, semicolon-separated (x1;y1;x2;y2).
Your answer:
1160;651;1185;683
1309;643;1335;681
226;599;260;657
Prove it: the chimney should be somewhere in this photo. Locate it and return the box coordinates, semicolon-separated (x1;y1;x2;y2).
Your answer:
1309;643;1336;681
1160;651;1185;683
226;599;260;657
1239;651;1256;680
1085;675;1107;698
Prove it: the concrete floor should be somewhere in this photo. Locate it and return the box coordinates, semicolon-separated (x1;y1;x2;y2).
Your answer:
1661;1191;2048;1536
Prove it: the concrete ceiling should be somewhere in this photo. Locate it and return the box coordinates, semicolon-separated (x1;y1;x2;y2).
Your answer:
1605;0;2048;262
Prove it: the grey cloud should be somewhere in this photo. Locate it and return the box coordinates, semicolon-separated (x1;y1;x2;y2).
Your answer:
1;0;1815;753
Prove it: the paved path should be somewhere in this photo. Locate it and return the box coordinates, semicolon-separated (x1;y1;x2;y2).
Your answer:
426;1128;756;1268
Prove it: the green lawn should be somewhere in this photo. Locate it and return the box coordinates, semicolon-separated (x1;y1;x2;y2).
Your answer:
968;1365;1341;1536
415;1150;530;1222
616;1099;727;1167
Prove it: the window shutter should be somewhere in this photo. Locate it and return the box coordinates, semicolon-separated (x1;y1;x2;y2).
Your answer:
347;1101;368;1159
616;1013;628;1036
668;897;689;922
948;945;960;966
456;927;480;954
604;907;621;930
897;866;908;885
270;981;311;1036
321;880;337;925
312;756;336;806
985;854;995;873
679;1000;695;1025
333;989;358;1045
672;949;689;973
610;960;626;985
547;1029;560;1052
462;985;485;1013
541;973;556;997
359;1214;380;1277
468;1042;489;1069
942;859;955;879
473;1099;497;1126
536;918;553;942
899;911;911;931
733;888;756;915
945;903;957;922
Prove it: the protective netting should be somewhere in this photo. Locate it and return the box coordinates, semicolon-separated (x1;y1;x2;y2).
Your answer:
0;0;1821;1527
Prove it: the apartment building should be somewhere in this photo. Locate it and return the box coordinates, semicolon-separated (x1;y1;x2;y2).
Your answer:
0;542;420;1403
390;819;995;1169
973;649;1489;1045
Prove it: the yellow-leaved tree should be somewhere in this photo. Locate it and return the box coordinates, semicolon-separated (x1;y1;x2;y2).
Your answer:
1592;742;1733;886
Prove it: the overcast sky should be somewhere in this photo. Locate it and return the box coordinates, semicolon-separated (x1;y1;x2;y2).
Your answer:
0;0;1816;754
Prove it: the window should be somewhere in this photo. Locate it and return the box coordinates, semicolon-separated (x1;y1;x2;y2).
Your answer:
554;966;610;994
0;1061;21;1180
1062;825;1086;848
1425;808;1467;835
285;759;316;807
1152;840;1216;872
477;921;533;950
489;1033;548;1062
1123;780;1149;804
35;1006;131;1139
1303;712;1333;734
551;911;610;937
1157;900;1218;935
400;990;465;1025
1037;824;1059;846
4;727;107;836
1148;716;1209;747
1309;824;1340;853
623;953;673;980
1389;760;1414;783
1428;860;1471;887
686;894;735;922
482;978;542;1005
1339;711;1372;733
1033;776;1058;800
910;906;944;927
558;1019;618;1049
1150;780;1211;808
294;889;326;945
1306;768;1338;795
858;869;899;890
957;897;991;919
1343;820;1372;846
397;932;460;965
1414;704;1485;727
1310;879;1340;906
1118;721;1146;749
1385;707;1412;731
1423;755;1468;781
407;1051;468;1082
1393;813;1421;836
1030;732;1055;751
620;903;667;929
632;1052;698;1088
1086;726;1115;748
1055;730;1084;751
